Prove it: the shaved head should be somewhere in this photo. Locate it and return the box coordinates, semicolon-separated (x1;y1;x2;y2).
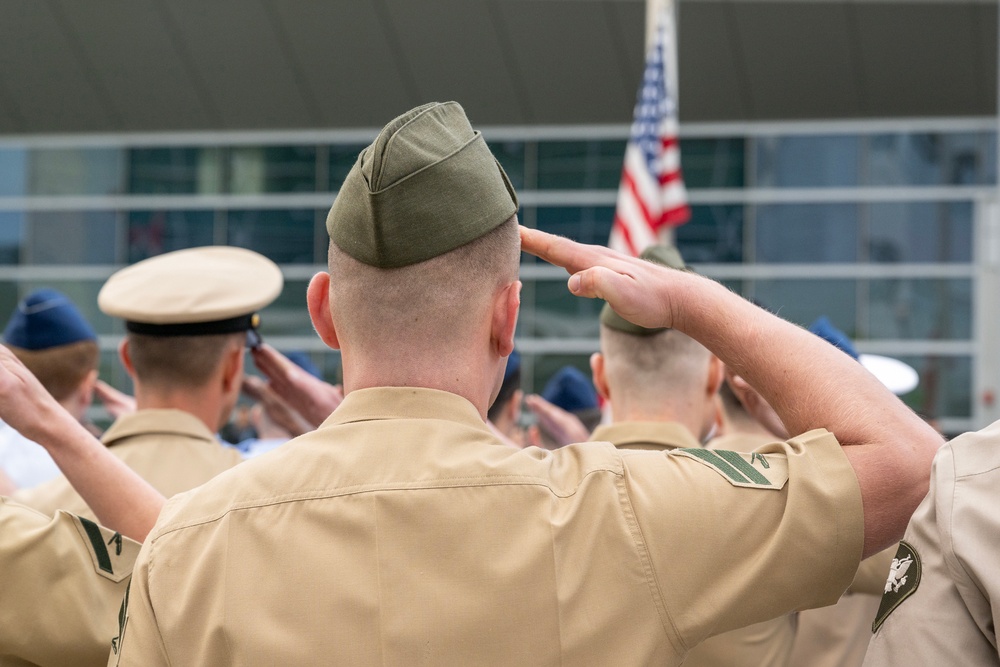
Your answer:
600;324;713;414
328;216;520;356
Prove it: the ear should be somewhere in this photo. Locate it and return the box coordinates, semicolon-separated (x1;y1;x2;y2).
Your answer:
706;355;724;398
307;271;340;350
119;339;137;380
220;340;245;395
491;280;521;358
79;368;98;405
590;352;610;400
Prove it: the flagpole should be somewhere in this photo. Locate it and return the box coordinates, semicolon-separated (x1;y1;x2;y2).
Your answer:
647;0;680;245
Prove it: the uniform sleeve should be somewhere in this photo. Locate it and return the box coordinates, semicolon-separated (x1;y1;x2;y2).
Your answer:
109;537;171;666
864;440;999;666
620;429;864;651
848;546;894;596
0;498;137;667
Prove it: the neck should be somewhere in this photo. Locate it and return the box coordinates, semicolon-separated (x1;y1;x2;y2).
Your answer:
611;395;706;441
342;349;499;421
133;382;224;433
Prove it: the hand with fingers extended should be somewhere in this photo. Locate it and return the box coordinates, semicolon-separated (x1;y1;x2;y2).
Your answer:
250;344;344;428
0;344;75;445
242;375;316;438
518;226;695;331
524;393;591;447
93;379;137;420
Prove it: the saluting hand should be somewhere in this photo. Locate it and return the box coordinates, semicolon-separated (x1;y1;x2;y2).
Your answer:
0;344;70;445
518;226;693;332
250;344;344;428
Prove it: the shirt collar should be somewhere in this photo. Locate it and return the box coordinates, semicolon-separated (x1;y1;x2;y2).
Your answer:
590;421;701;451
101;409;218;446
323;387;492;434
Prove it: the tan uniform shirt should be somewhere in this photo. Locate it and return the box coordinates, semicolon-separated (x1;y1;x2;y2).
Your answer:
15;409;241;520
788;547;893;667
592;423;796;667
0;497;139;667
112;388;864;666
864;422;1000;666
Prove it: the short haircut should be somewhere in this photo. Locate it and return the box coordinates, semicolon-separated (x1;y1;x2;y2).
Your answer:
487;366;521;422
329;216;520;352
9;340;99;402
600;324;711;408
126;332;245;390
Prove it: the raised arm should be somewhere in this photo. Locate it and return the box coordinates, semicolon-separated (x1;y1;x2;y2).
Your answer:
0;346;163;541
520;227;942;556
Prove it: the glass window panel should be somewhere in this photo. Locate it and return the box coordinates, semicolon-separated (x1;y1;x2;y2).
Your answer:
229;146;316;194
866;201;972;263
867;132;995;186
0;212;25;264
536;140;625;190
676;204;744;263
523;279;602;339
255;279;313;338
328;144;367;191
0;280;20;325
128;147;224;194
227;209;316;264
752;279;856;335
0;149;27;196
532;206;614;249
128;210;215;263
27;211;117;264
28;148;123;195
896;355;971;419
755;135;860;188
864;279;972;341
755;204;859;263
680;138;745;189
488;140;526;191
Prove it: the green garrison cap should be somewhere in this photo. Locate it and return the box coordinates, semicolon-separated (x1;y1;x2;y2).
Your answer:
600;244;688;336
327;101;519;268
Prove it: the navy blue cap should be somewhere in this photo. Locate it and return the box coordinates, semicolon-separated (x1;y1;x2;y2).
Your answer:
3;289;97;351
541;366;599;413
503;349;521;382
808;316;859;360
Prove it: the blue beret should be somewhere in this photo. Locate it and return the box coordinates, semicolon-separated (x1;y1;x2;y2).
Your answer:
542;366;598;413
808;316;859;360
503;349;521;382
3;289;97;351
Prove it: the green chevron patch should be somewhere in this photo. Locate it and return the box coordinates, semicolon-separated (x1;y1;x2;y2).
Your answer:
675;448;788;489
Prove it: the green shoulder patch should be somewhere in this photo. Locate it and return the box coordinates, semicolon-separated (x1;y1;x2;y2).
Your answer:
872;540;921;633
674;448;788;490
72;515;140;583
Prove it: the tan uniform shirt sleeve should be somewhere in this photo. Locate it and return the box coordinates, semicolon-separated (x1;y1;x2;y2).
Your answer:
0;497;138;667
108;537;169;667
622;429;864;652
864;430;1000;667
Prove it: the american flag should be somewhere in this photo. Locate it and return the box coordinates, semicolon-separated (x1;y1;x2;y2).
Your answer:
609;11;690;256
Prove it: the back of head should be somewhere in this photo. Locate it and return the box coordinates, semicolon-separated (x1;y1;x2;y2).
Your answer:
2;288;99;401
598;244;711;414
99;246;283;392
326;102;520;357
600;324;711;411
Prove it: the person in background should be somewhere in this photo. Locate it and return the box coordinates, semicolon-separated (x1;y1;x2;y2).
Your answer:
0;343;164;667
589;244;795;667
0;288;99;490
522;365;599;448
15;247;282;521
